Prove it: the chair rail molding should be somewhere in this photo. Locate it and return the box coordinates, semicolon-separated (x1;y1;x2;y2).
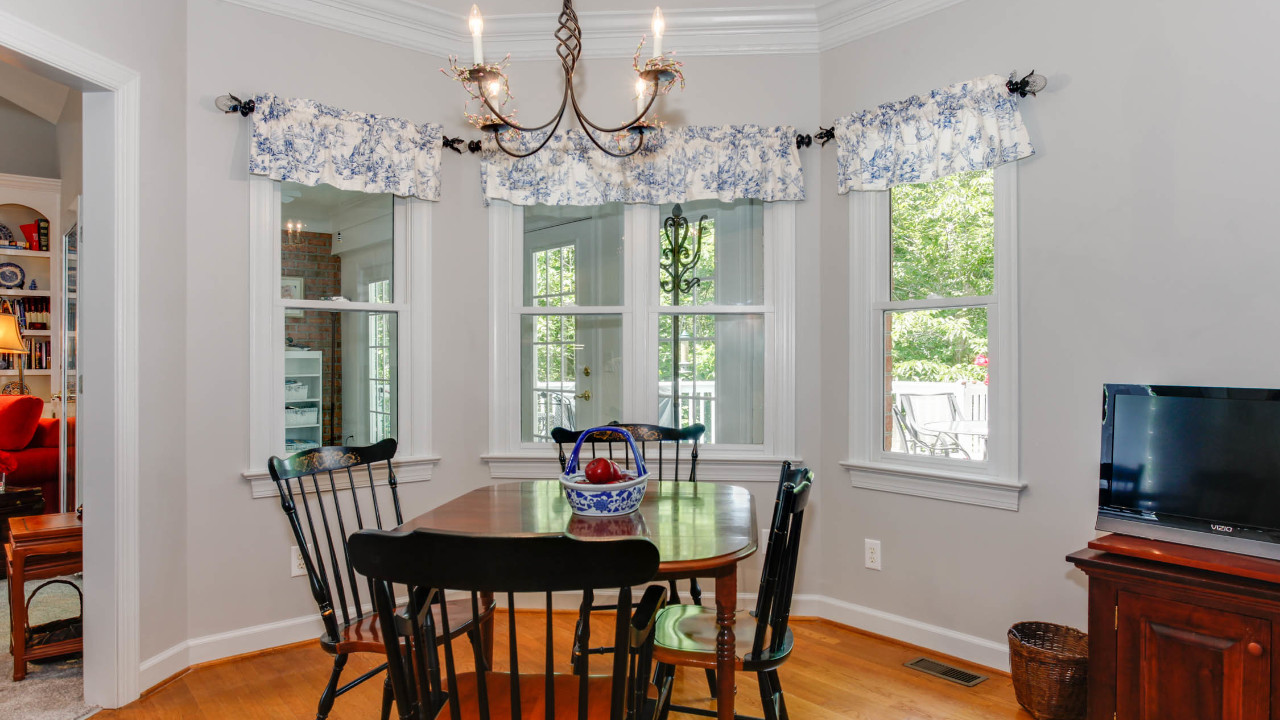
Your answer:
222;0;973;59
0;7;144;709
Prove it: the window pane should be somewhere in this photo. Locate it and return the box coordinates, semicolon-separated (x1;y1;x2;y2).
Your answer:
523;204;624;307
658;313;763;444
281;181;394;304
883;308;988;461
284;309;397;453
521;314;623;442
658;199;763;307
890;170;994;301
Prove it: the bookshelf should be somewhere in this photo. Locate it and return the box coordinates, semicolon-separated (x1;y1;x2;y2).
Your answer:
0;175;63;416
284;349;323;453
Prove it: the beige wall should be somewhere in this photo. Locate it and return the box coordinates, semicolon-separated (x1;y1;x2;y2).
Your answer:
0;0;190;676
818;0;1280;661
0;96;57;177
183;0;824;654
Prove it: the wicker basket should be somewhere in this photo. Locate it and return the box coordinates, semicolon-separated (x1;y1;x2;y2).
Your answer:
1008;621;1088;720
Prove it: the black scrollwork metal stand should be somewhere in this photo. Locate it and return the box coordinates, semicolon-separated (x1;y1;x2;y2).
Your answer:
660;204;708;426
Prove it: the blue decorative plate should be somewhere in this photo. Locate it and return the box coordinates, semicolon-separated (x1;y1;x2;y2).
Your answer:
0;224;11;244
0;262;24;289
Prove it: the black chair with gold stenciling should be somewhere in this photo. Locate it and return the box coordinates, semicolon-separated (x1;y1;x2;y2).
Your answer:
268;439;494;720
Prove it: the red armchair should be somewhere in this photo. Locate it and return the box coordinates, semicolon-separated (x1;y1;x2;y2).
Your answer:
0;395;74;513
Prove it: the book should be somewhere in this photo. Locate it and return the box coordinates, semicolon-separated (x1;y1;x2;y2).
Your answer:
35;219;49;252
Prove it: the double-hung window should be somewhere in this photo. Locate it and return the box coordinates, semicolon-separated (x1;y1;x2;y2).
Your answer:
487;199;795;480
845;165;1022;509
245;176;435;491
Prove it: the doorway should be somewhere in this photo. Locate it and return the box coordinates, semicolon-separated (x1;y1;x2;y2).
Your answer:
0;10;143;711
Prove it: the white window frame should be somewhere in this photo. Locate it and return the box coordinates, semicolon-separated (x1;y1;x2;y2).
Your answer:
842;164;1024;510
242;176;437;497
484;201;797;483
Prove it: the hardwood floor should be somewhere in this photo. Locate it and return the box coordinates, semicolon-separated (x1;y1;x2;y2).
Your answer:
98;613;1032;719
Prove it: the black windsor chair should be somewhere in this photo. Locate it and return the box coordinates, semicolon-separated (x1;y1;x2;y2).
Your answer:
268;439;493;720
650;462;814;720
552;423;715;695
349;529;669;720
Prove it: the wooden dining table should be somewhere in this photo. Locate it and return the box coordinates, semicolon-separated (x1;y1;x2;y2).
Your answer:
396;479;759;720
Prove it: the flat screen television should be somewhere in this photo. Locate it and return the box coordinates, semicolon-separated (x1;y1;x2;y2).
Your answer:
1098;384;1280;560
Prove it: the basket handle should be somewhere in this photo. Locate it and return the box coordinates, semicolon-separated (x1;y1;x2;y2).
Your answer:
564;426;647;477
26;579;84;617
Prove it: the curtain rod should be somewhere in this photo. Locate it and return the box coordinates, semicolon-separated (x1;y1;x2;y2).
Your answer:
215;70;1044;157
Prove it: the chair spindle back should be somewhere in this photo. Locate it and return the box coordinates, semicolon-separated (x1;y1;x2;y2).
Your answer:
748;463;813;662
350;531;665;720
268;438;402;644
553;423;705;483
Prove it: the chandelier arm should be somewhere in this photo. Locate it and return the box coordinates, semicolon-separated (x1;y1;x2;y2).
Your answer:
479;82;571;134
574;122;646;158
567;77;658;135
490;105;570;159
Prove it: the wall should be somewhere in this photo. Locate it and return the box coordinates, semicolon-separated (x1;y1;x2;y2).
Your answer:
182;0;823;676
818;0;1280;667
0;0;190;701
56;89;81;227
0;96;57;177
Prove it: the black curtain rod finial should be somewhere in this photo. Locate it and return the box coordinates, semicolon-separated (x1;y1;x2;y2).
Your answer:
442;136;465;153
815;126;835;147
214;93;255;117
1006;70;1047;98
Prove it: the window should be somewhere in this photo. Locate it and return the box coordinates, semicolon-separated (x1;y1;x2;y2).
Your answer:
367;280;394;443
845;165;1021;509
246;177;435;489
487;200;795;479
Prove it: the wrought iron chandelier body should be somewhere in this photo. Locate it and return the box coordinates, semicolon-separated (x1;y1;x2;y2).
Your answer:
453;0;683;158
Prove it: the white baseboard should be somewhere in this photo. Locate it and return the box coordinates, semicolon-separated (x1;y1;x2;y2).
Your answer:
791;594;1010;671
139;613;325;691
138;593;1009;693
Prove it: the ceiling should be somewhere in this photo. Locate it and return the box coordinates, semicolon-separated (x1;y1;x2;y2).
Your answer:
225;0;970;59
0;58;70;124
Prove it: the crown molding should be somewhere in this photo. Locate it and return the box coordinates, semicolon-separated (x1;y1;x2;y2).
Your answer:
817;0;968;50
223;0;968;59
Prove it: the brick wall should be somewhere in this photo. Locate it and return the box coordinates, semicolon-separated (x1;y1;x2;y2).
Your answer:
283;230;342;443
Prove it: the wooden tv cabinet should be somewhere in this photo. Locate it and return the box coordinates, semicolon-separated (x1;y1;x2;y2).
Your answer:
1068;534;1280;720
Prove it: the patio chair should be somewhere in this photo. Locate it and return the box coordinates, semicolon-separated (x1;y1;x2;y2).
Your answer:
896;393;970;459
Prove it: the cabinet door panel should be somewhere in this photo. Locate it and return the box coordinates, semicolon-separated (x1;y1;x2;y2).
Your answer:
1117;591;1269;720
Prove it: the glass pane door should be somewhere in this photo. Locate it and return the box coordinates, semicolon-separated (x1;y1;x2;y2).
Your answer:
60;208;79;512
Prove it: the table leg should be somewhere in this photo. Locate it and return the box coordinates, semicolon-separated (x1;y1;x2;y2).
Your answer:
714;568;736;720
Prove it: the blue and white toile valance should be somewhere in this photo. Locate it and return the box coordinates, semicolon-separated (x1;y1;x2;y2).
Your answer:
250;94;444;201
835;74;1034;194
480;125;805;206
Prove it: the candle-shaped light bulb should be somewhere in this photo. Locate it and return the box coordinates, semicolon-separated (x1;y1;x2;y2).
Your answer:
635;78;647;116
487;79;501;97
651;7;665;58
469;5;485;65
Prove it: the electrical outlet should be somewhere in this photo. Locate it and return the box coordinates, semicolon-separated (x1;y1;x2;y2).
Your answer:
864;538;882;570
290;545;308;577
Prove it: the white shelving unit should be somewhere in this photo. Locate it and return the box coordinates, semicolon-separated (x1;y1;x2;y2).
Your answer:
0;174;63;416
284;349;323;453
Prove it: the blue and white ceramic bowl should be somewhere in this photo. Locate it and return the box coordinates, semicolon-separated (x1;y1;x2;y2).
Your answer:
558;425;650;516
559;472;649;516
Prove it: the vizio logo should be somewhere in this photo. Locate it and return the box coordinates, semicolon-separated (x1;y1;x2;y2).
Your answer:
1211;524;1234;533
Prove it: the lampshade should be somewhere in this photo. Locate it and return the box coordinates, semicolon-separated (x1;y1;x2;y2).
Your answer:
0;314;27;354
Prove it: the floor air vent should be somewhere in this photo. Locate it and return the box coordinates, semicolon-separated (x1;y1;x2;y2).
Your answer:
904;656;988;687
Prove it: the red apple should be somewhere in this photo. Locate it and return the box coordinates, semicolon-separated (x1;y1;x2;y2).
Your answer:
584;457;619;485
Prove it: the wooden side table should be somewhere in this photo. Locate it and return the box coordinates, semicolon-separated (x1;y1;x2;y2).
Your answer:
0;487;44;578
6;512;82;681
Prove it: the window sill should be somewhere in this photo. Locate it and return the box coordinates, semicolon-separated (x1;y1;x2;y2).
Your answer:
840;459;1024;511
482;452;797;484
242;454;440;499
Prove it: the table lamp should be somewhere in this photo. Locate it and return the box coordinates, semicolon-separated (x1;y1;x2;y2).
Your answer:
0;313;29;395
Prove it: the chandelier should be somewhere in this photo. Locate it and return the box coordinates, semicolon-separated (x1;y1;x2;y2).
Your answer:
447;1;685;158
